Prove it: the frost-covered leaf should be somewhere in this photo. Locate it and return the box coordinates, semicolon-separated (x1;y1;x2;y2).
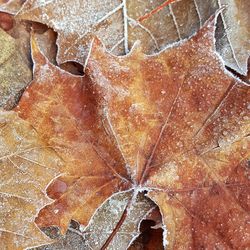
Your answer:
215;0;250;75
16;0;199;64
0;110;63;250
86;13;250;248
78;192;155;250
17;0;250;74
36;192;156;250
0;26;31;110
16;14;250;249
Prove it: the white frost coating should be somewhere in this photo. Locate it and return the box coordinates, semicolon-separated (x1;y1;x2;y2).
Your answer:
162;224;169;249
122;0;129;54
76;190;132;249
33;0;55;8
81;189;133;232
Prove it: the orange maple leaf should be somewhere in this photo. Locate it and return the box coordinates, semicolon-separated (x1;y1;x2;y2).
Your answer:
16;14;250;249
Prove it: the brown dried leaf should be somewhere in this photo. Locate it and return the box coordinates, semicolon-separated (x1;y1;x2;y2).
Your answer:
78;192;155;249
16;14;250;249
6;18;31;67
35;29;83;75
16;0;200;64
17;0;250;75
0;110;63;249
0;26;31;110
17;0;125;64
215;0;250;75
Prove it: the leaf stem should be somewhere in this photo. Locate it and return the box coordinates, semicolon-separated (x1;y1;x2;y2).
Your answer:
100;194;133;249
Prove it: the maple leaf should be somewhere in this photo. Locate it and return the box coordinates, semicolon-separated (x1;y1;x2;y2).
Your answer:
0;110;63;249
87;16;250;248
16;13;249;249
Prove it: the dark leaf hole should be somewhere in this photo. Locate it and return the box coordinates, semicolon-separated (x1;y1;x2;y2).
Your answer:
129;219;164;250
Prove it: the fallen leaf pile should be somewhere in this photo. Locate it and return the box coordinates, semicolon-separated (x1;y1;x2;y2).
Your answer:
0;0;249;249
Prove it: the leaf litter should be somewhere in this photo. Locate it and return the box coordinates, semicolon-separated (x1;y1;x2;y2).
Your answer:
0;0;249;249
17;0;250;74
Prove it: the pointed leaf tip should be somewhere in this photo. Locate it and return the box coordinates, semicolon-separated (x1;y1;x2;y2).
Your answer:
205;6;226;30
30;32;39;54
30;32;48;67
191;9;224;50
90;36;143;60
